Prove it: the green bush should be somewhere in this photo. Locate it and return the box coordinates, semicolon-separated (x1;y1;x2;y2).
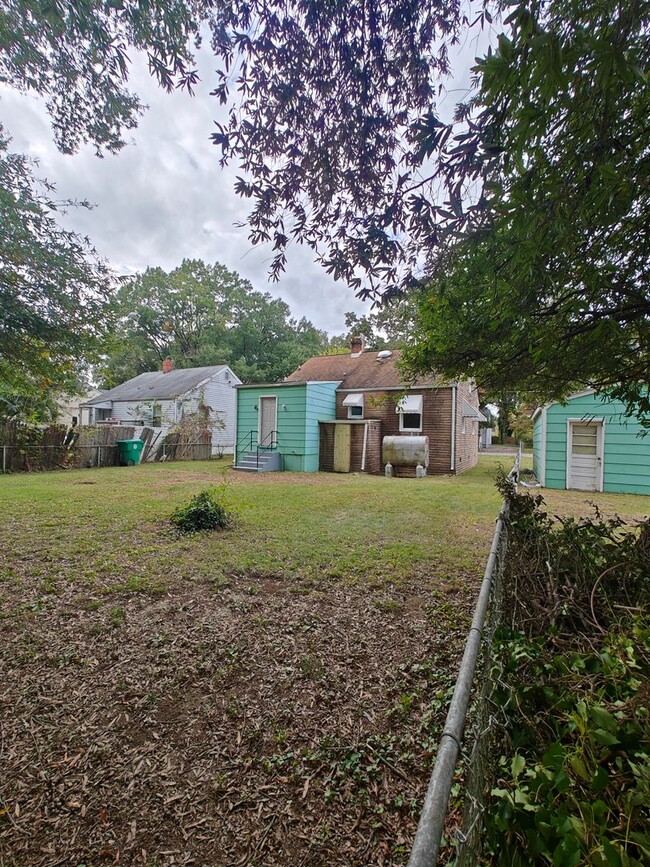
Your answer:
477;474;650;865
170;487;235;533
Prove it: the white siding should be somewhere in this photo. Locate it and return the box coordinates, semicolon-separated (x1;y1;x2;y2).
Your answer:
90;367;241;453
185;368;240;451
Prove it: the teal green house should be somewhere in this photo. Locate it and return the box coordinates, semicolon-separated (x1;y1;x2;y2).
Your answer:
234;381;340;472
532;389;650;495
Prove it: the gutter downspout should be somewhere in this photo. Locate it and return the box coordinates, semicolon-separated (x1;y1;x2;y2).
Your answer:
450;385;457;472
361;421;368;471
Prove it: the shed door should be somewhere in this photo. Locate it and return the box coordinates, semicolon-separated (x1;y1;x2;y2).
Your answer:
333;424;351;473
568;421;603;491
259;396;277;447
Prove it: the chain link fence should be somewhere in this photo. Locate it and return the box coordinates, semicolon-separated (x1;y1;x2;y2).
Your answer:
408;452;521;866
450;518;512;866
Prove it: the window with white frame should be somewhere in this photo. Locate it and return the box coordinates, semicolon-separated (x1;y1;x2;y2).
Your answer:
396;394;423;432
343;393;364;419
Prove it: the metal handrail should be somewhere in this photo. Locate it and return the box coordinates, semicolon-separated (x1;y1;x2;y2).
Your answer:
235;429;255;465
256;430;278;469
408;449;521;866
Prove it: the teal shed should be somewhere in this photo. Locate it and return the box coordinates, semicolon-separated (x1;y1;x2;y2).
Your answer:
234;381;339;472
532;390;650;495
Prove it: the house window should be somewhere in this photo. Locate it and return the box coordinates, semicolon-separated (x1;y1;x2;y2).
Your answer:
152;403;162;426
396;394;423;432
342;393;364;419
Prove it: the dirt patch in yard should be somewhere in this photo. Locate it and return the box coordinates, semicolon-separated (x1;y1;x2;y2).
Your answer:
1;571;474;866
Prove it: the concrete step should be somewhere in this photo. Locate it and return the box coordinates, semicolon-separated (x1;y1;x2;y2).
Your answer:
233;450;281;472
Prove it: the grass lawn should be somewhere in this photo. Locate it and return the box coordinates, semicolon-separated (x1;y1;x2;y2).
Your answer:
1;456;647;866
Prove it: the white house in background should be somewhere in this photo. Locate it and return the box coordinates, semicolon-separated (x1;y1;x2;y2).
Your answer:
81;361;242;452
56;387;105;427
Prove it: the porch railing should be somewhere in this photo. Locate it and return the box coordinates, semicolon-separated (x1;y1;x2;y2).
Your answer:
235;429;256;466
256;430;278;469
235;429;279;468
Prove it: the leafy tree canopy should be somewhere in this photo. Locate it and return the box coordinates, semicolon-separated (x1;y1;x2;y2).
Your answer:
0;0;224;155
210;0;468;293
403;0;650;420
2;0;647;420
0;1;224;418
100;259;328;386
0;128;112;412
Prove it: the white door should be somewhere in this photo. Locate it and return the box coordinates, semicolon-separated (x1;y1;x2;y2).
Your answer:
567;421;603;491
259;396;277;447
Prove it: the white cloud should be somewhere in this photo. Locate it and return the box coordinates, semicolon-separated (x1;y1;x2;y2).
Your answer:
0;50;370;335
1;26;494;337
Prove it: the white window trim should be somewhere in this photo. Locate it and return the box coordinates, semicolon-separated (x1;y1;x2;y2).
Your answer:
399;410;422;433
343;393;364;419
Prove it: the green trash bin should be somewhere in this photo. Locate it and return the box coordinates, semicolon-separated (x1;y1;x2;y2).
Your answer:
116;438;144;466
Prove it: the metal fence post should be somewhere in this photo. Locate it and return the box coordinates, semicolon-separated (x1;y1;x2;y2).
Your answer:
2;446;6;474
408;454;520;867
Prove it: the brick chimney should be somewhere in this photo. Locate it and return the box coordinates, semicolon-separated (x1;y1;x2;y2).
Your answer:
350;336;364;358
162;358;174;374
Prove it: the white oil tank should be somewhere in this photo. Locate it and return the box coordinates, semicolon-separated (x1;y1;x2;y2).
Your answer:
382;436;429;469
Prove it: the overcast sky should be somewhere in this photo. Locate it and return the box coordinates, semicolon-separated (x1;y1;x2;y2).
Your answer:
0;23;489;336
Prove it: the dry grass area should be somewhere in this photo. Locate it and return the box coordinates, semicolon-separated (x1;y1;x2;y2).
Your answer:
2;577;459;867
518;453;650;524
1;460;505;867
3;457;646;866
535;487;649;524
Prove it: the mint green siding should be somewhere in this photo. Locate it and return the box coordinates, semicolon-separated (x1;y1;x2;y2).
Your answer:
534;393;650;495
236;382;338;472
304;382;339;471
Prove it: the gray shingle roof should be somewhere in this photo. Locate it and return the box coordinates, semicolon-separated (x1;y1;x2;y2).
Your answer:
84;366;228;405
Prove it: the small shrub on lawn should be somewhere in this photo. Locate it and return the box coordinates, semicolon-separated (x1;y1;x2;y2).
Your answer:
171;487;235;534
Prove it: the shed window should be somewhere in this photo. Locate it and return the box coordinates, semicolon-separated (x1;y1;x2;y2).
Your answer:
396;394;423;432
343;393;364;420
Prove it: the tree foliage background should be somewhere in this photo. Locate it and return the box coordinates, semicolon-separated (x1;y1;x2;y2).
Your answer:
100;260;329;386
403;0;650;419
1;0;648;421
0;0;225;417
0;128;112;415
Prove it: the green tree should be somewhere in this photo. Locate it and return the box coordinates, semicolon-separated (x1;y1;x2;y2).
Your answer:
100;259;328;386
0;0;221;155
208;0;649;420
0;129;112;410
5;0;647;419
0;0;224;417
404;0;650;420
